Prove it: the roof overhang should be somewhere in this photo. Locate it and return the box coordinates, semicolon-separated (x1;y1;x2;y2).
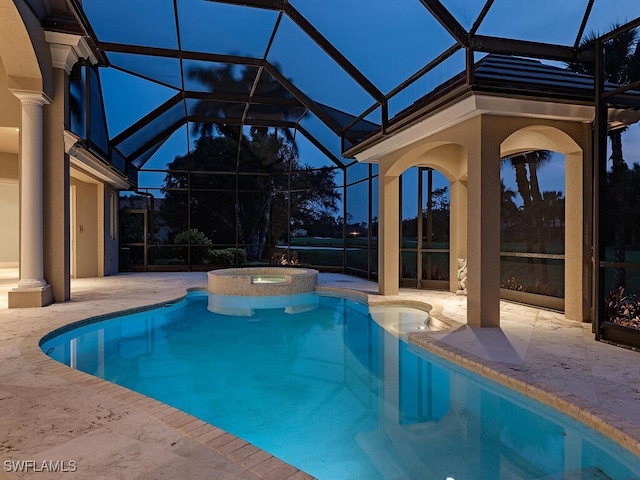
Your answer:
353;93;595;163
64;131;133;189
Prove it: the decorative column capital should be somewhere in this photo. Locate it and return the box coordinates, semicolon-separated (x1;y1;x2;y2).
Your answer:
9;90;51;107
45;31;98;74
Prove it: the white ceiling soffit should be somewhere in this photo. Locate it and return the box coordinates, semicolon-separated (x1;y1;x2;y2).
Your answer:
354;94;595;163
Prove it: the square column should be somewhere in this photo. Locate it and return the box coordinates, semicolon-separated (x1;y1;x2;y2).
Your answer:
378;171;400;295
466;125;501;327
8;91;53;308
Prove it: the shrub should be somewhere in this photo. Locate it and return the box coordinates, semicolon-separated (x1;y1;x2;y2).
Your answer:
208;248;246;266
174;228;213;247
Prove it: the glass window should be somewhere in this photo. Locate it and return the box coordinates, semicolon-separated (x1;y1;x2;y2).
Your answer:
69;63;85;138
88;67;109;155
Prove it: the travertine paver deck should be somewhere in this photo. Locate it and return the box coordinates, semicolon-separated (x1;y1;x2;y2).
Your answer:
0;271;639;479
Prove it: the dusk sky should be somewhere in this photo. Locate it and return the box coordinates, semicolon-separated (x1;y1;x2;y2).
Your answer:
89;0;640;221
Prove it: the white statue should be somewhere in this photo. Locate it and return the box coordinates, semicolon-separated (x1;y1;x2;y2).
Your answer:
456;258;467;296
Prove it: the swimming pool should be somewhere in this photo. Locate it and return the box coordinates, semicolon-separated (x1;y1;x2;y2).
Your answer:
41;291;640;480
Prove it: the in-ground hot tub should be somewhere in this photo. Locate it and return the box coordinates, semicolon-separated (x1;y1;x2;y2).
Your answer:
207;267;319;315
208;267;318;296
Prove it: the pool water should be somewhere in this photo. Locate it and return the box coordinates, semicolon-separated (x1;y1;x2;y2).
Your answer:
42;291;640;480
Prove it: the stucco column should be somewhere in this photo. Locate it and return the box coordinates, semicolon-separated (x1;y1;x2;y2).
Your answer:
449;179;468;292
466;122;501;327
378;169;400;295
565;151;588;321
8;91;53;307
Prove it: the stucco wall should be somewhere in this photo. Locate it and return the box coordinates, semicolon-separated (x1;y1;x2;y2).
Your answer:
71;177;98;278
0;152;18;179
103;185;119;275
0;181;18;266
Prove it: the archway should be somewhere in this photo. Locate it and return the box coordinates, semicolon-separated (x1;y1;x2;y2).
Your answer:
378;141;467;295
0;0;44;287
500;125;588;321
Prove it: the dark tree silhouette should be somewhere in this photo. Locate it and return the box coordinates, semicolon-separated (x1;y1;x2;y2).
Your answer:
568;26;640;288
159;128;340;263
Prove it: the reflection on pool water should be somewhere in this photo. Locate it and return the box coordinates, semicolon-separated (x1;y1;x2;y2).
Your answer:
41;291;640;480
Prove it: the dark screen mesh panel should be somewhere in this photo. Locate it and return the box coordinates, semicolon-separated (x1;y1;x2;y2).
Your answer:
267;15;375;116
254;70;297;99
290;0;454;94
186;98;246;123
115;101;185;158
88;67;109;155
439;0;488;30
108;52;183;90
83;0;178;49
131;140;166;169
583;0;640;42
177;0;278;57
388;49;466;120
343;114;382;152
183;61;258;94
293;133;341;170
245;103;307;123
299;111;344;162
477;0;585;46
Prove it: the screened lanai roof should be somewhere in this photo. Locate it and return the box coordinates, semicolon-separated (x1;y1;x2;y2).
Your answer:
58;0;640;170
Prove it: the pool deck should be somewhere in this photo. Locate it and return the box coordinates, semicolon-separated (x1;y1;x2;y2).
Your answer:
1;270;639;479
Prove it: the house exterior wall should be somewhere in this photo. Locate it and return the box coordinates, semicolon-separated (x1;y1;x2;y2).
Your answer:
0;181;18;266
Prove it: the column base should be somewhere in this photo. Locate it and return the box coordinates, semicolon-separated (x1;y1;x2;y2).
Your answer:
8;285;53;308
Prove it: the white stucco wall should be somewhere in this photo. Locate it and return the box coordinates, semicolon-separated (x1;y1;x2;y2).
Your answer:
0;181;18;266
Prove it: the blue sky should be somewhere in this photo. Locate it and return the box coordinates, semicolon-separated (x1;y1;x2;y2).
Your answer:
92;0;639;225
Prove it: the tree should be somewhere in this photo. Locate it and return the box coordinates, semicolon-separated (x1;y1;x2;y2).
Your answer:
159;128;340;264
568;26;640;288
500;181;519;241
503;151;552;250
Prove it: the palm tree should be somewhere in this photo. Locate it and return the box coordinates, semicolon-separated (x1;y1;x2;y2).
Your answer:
500;181;518;242
186;63;299;153
525;150;552;260
568;26;640;289
503;151;552;252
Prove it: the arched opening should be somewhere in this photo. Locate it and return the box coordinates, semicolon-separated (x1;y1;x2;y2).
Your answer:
400;166;451;289
500;150;566;310
0;0;44;290
385;142;467;294
500;125;587;320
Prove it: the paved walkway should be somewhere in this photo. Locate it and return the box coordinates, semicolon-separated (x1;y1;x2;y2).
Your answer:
0;271;639;479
